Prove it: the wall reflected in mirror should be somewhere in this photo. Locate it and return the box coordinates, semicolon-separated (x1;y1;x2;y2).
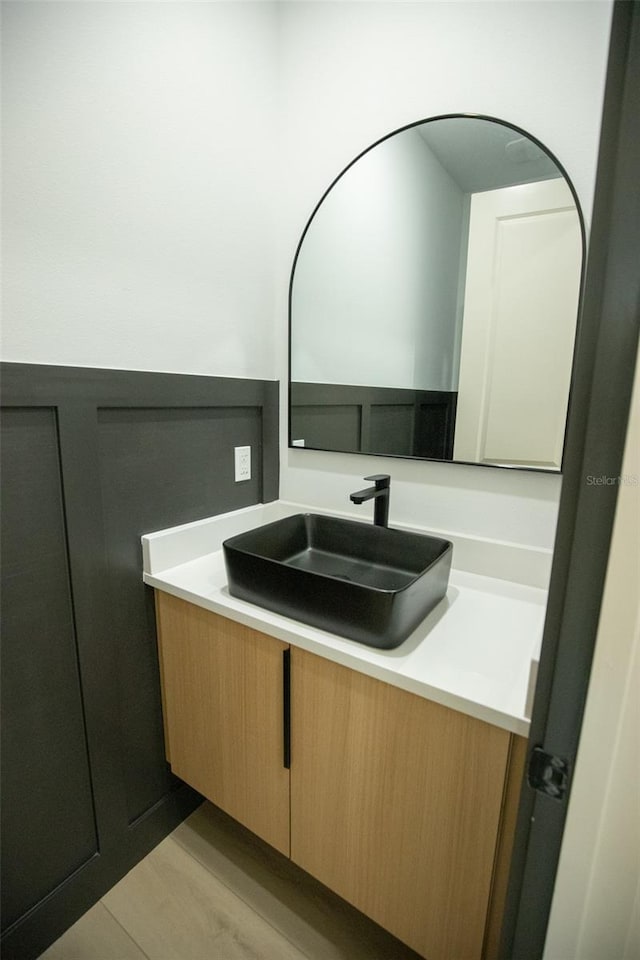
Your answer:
289;116;583;471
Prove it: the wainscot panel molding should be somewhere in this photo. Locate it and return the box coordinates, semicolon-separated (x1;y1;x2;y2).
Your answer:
290;381;457;460
0;362;279;960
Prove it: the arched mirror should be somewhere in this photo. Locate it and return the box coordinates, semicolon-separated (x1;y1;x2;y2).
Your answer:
289;115;584;471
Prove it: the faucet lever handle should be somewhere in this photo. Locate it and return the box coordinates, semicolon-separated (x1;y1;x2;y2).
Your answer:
363;474;390;488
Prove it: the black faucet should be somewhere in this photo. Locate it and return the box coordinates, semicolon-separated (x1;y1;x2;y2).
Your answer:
349;474;391;527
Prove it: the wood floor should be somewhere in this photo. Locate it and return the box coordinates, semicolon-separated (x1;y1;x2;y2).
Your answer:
40;802;423;960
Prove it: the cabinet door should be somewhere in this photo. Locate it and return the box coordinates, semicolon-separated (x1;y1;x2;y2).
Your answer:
155;593;290;856
290;649;511;960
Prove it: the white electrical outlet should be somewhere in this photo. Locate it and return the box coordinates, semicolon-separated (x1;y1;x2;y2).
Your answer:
234;445;251;482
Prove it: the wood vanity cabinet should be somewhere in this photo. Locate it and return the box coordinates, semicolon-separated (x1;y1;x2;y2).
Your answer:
154;592;290;856
290;649;521;960
155;593;526;960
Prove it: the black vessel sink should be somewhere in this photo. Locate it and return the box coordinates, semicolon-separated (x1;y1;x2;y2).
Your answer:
223;514;452;649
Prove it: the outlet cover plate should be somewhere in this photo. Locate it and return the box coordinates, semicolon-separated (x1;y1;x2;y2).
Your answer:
234;446;251;482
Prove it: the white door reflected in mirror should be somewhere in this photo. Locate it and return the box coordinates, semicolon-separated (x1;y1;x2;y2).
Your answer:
454;179;581;470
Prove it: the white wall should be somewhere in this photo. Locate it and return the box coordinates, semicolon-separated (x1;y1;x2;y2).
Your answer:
1;1;278;379
291;128;464;391
543;342;640;960
1;0;613;547
277;0;613;547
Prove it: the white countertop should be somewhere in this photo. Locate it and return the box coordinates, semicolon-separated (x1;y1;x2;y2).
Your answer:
142;501;546;737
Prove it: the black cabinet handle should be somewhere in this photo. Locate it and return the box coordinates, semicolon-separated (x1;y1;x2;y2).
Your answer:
283;649;291;769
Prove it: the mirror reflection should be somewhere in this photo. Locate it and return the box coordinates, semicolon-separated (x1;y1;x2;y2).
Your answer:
289;116;583;471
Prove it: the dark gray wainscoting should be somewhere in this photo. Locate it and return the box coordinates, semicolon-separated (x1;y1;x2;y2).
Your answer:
290;382;457;459
0;363;279;960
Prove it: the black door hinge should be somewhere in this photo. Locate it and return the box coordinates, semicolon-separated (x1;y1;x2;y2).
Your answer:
528;746;569;800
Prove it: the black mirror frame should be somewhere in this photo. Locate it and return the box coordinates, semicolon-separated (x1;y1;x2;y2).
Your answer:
287;112;587;474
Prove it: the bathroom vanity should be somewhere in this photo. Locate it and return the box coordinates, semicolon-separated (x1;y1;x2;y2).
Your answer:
143;501;545;960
